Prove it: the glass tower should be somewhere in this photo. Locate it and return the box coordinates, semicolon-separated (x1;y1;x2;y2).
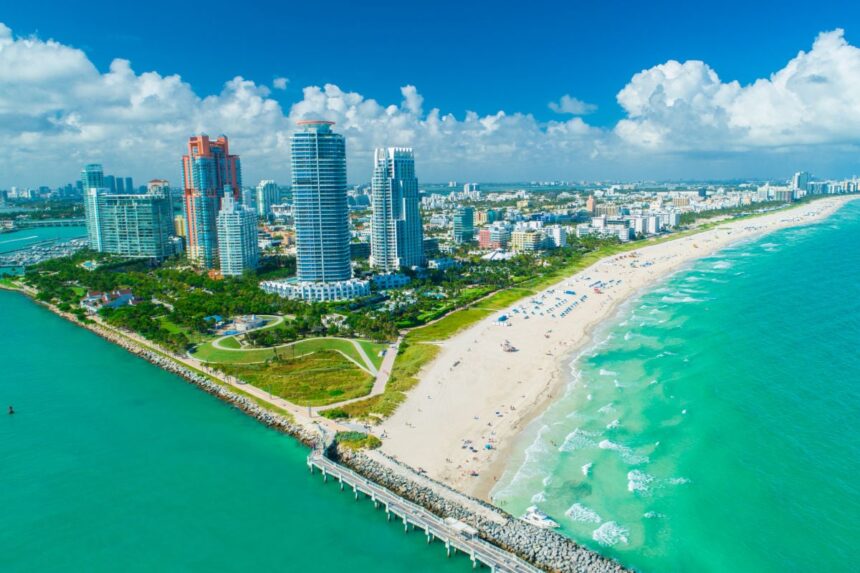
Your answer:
82;164;105;250
96;187;175;260
290;121;351;282
255;179;279;218
370;147;425;271
182;135;242;269
453;206;475;244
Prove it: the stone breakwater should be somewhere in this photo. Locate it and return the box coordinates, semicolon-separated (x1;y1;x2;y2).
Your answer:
32;302;319;448
334;448;631;573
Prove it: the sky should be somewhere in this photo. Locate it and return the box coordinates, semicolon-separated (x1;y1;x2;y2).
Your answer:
1;0;859;187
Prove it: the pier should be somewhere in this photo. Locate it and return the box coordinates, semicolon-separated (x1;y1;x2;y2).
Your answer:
308;451;542;573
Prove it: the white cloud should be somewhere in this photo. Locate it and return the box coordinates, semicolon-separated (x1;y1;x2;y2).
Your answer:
0;22;859;187
615;29;860;152
272;76;288;90
548;94;597;115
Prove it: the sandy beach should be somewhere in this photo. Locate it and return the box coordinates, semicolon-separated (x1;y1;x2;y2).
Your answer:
377;195;858;500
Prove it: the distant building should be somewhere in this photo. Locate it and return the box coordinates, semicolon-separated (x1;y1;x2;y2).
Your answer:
452;206;474;244
791;171;811;192
544;225;567;248
370;147;425;271
256;179;279;218
216;190;259;276
586;195;596;214
182;135;242;269
82;164;106;250
511;229;543;253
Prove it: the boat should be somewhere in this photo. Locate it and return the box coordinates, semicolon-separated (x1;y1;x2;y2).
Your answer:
520;506;559;529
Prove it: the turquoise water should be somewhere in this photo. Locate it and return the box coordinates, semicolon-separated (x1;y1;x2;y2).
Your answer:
494;201;860;572
0;290;470;572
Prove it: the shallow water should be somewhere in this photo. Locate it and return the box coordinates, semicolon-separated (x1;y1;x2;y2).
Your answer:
493;201;860;572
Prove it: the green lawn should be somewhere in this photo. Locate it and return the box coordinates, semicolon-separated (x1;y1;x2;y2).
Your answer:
220;350;374;407
191;336;377;372
219;336;242;349
322;341;439;420
474;287;536;310
357;340;387;370
405;308;494;343
158;316;210;344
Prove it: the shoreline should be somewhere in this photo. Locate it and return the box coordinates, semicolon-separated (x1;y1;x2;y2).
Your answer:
0;283;631;573
378;195;859;500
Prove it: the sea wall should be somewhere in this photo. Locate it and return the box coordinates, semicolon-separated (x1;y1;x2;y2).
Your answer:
334;447;630;573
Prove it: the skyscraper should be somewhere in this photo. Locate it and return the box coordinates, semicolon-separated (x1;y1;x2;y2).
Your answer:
83;165;174;260
256;179;279;218
182;135;242;269
216;190;259;276
452;206;474;244
291;121;351;282
370;148;425;272
96;186;175;260
82;164;105;250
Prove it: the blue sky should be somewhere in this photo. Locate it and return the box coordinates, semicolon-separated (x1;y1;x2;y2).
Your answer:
1;0;859;185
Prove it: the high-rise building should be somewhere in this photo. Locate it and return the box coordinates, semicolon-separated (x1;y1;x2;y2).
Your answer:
82;166;174;261
370;148;425;271
792;171;811;192
82;164;106;250
125;177;134;194
256;179;279;218
182;135;242;269
586;194;596;214
291;121;351;282
452;206;474;244
216;190;259;276
96;187;175;260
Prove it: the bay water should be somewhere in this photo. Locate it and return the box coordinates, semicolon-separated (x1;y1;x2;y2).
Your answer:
0;287;469;572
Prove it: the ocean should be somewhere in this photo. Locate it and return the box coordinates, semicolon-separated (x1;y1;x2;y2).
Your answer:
492;200;860;572
0;288;470;572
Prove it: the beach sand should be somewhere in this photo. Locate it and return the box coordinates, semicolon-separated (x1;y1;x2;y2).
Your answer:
377;195;858;500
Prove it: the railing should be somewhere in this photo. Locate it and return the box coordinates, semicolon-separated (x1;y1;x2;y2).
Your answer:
307;451;542;573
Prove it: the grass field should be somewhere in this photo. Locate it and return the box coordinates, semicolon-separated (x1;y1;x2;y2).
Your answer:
321;341;439;420
158;316;211;344
191;336;378;373
219;336;242;349
357;340;387;370
220;350;374;406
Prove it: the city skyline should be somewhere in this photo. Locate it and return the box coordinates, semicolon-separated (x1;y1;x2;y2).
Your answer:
2;2;860;187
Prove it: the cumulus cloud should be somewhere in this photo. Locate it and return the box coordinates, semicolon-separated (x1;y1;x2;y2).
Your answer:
615;29;860;151
548;94;597;115
0;22;858;186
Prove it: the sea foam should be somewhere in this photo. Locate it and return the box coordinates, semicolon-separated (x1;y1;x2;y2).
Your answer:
592;522;629;546
565;503;602;524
